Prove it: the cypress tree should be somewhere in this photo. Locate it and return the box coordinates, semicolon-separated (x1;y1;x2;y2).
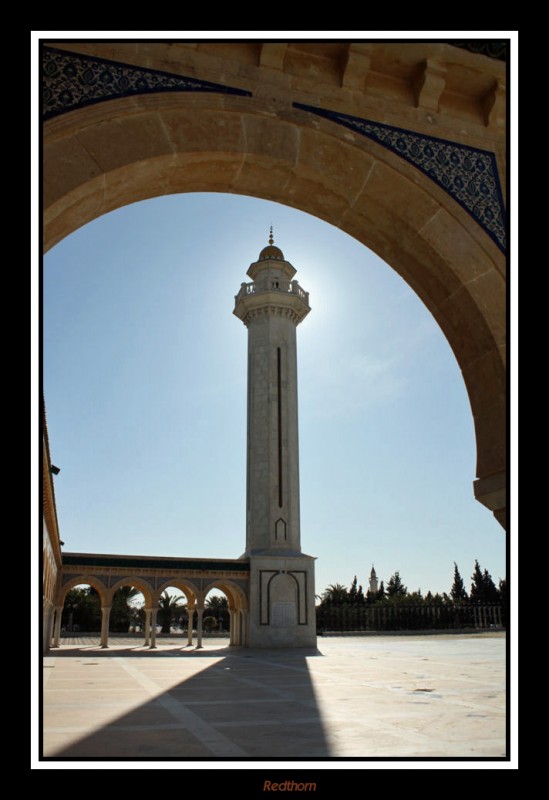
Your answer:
450;562;468;603
387;571;407;597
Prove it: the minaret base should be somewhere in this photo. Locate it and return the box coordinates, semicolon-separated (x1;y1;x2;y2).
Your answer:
247;554;317;648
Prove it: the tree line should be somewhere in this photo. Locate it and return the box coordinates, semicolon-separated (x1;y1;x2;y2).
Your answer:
59;560;505;634
318;561;506;608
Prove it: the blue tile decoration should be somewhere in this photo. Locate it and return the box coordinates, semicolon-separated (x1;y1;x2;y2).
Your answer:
42;46;505;252
451;41;507;61
294;102;506;253
42;46;251;120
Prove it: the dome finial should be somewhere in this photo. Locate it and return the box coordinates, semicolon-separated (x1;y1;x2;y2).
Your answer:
258;227;284;261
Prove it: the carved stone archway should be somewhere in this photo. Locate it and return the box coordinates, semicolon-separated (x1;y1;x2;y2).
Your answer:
43;41;506;526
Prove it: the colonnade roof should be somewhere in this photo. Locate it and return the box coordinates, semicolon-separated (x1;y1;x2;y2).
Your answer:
62;553;250;572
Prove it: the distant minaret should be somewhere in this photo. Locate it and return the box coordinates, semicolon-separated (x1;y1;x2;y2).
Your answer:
234;230;316;647
369;565;378;596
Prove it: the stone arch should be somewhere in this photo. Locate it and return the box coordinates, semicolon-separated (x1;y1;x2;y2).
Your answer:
105;576;153;608
58;574;108;606
203;580;248;611
153;581;195;640
50;575;108;648
155;578;199;607
44;92;506;525
203;580;249;646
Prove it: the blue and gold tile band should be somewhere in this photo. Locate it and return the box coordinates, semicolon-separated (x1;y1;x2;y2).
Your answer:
294;102;506;254
42;46;251;121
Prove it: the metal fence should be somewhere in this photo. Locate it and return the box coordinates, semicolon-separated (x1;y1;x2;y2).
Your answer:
316;603;505;632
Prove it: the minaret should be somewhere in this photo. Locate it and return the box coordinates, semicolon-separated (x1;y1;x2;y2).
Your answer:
234;230;316;647
369;565;378;596
234;229;310;556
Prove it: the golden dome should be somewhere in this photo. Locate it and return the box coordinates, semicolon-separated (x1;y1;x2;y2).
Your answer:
259;244;284;261
258;227;284;260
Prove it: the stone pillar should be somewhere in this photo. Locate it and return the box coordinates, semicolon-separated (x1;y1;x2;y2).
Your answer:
196;607;204;649
150;609;158;649
47;604;56;647
144;609;151;646
43;601;54;652
235;611;242;646
187;607;194;647
228;609;236;645
52;605;63;648
100;607;111;648
241;609;249;647
240;610;245;646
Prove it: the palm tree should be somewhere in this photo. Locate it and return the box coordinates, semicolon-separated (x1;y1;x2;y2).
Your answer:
206;595;228;610
158;590;186;634
205;595;229;631
111;585;141;632
321;583;349;606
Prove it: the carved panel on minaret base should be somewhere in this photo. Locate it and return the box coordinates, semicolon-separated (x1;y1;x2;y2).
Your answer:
259;569;308;626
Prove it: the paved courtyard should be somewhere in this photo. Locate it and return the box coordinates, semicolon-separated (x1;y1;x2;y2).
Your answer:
42;633;506;760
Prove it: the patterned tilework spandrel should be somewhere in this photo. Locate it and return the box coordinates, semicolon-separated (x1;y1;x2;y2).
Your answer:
42;46;251;120
294;103;506;254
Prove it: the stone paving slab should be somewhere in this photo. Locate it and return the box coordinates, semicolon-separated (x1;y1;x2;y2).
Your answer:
42;633;506;760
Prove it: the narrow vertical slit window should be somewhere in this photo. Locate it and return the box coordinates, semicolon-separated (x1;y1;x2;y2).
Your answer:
247;352;251;511
277;346;283;508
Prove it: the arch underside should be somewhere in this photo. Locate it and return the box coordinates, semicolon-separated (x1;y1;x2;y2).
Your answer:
44;92;506;525
59;575;109;605
54;567;248;649
57;565;249;610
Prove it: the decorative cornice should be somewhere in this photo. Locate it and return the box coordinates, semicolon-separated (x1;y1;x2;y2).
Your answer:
42;46;251;120
294;102;506;254
240;305;307;328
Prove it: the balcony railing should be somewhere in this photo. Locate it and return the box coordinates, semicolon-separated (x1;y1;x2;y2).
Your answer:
236;280;309;304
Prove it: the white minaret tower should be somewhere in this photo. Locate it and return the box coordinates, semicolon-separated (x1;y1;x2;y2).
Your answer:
234;230;316;647
369;565;378;596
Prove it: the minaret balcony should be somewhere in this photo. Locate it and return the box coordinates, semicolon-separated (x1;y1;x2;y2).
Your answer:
234;279;310;325
235;279;309;304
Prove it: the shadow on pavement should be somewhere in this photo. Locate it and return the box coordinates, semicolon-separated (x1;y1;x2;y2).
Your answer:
43;641;331;759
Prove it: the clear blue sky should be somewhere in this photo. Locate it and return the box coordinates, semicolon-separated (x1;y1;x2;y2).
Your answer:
43;192;505;597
